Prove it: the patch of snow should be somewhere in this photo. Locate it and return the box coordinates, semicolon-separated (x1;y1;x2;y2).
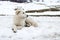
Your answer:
0;1;60;40
26;11;60;15
0;1;60;15
0;16;60;40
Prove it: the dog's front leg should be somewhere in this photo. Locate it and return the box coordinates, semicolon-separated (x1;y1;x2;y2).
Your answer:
12;25;17;33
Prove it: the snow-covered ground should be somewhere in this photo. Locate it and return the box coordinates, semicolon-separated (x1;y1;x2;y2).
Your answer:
0;1;60;15
26;11;60;15
0;1;60;40
0;16;60;40
0;1;50;15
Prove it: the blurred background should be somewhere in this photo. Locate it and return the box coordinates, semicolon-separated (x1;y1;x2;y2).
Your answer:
0;0;60;3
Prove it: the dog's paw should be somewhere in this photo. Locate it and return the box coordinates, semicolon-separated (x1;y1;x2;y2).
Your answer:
12;29;17;33
13;31;17;33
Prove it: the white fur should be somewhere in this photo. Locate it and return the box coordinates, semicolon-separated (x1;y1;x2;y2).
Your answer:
12;7;27;33
25;17;38;27
12;7;38;33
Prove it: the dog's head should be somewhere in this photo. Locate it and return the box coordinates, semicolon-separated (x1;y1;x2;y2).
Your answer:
14;7;28;19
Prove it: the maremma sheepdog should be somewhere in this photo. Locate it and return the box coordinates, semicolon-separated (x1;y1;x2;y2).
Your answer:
12;7;38;33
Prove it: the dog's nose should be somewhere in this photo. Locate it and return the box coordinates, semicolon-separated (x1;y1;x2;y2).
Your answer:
27;15;28;17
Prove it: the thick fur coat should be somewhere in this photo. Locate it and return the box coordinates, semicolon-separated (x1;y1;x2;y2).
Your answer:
12;7;38;33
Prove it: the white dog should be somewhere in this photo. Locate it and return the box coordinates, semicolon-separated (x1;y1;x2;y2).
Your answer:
12;7;38;33
12;7;28;33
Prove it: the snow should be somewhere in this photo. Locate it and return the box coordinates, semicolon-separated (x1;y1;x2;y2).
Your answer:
26;11;60;15
0;1;60;15
0;1;60;40
0;16;60;40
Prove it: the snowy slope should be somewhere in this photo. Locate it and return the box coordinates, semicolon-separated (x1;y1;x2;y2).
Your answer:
0;1;60;40
0;1;50;15
0;1;60;15
0;16;60;40
26;11;60;15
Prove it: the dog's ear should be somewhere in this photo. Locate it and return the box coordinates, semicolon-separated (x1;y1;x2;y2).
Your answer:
14;8;20;15
15;10;20;15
